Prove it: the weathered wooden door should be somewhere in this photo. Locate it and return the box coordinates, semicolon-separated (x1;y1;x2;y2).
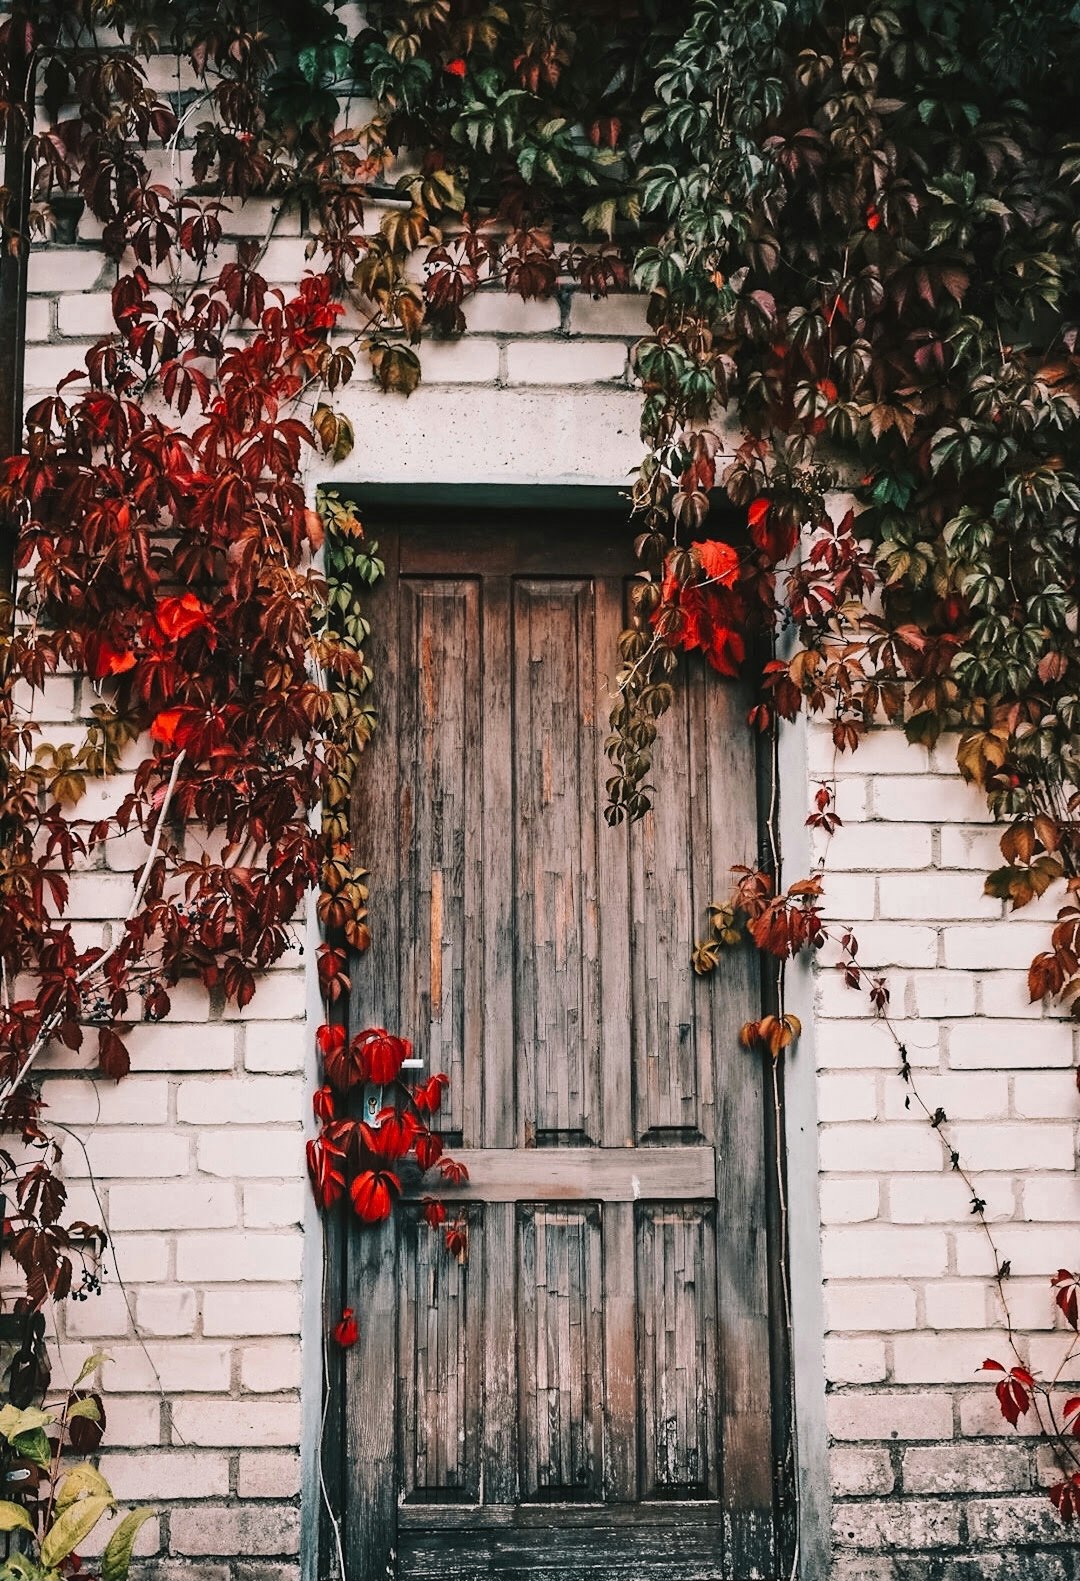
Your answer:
341;510;782;1580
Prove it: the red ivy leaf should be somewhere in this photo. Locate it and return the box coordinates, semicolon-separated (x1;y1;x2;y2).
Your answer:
332;1307;358;1348
350;1169;400;1224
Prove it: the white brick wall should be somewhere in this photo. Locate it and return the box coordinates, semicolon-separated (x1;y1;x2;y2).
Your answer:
812;717;1079;1572
20;155;1078;1579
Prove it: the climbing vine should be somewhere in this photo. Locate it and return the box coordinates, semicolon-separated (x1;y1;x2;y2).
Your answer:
0;0;1079;1531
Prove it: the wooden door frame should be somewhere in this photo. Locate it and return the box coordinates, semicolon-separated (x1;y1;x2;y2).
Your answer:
311;482;822;1581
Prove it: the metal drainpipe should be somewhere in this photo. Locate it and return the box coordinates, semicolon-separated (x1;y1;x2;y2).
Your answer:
0;1;33;628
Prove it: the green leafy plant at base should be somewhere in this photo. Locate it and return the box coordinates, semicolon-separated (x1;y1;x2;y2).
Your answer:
0;1356;153;1581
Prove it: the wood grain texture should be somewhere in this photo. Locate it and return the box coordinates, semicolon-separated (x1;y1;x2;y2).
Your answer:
637;1203;720;1499
403;1146;715;1202
400;1208;480;1500
345;516;780;1581
398;579;481;1135
513;579;600;1145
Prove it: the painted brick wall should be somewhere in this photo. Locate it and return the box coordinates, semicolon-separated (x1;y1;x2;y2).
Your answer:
809;720;1080;1579
18;172;1079;1581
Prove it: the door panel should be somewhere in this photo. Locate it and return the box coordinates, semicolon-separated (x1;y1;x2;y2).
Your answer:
345;515;780;1581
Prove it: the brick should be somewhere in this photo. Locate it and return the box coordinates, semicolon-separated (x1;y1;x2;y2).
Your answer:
64;1130;190;1178
25;298;53;340
838;923;940;968
965;1495;1073;1546
819;1177;880;1225
57;292;117;335
819;874;877;922
77;1513;160;1561
902;1441;1031;1496
171;1399;301;1448
103;1451;231;1500
243;1022;306;1073
464;292;561;334
109;1181;237;1232
63;872;139;919
922;1281;988;1330
127;1022;237;1071
11;674;77;716
223;971;306;1022
818;1074;879;1122
243;1183;305;1228
65;1287;132;1338
827;1560;894;1581
417;337;500;382
815;1014;936;1067
96;1396;162;1446
136;1286;197;1336
955;1225;1072;1279
819;1123;943;1173
825;1282;917;1332
175;1231;302;1282
939;825;1006;870
833;1496;961;1548
820;823;933;872
892;1331;1005;1384
959;1387;1052;1438
170;1504;300;1557
255;237;311;281
822;1228;948;1279
978;972;1047;1019
505;340;627;384
237;1451;302;1499
825;1337;888;1383
879;873;1000;920
177;1077;303;1126
23;343;96;392
943;926;1056;972
197;1128;306;1179
29;246;110;292
886;1175;1015;1226
872;775;993;823
908;971;977;1019
1012;1071;1080;1119
568;292;649;337
947;1122;1075;1173
201;1285;301;1336
883;1071;1008;1122
107;1233;172;1283
240;1342;302;1393
948;1019;1075;1068
831;1446;895;1496
43;1076;169;1125
831;777;870;821
105;1343;232;1391
1022;1174;1080;1223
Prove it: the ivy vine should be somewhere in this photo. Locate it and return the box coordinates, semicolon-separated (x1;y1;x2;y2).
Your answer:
0;0;1079;1535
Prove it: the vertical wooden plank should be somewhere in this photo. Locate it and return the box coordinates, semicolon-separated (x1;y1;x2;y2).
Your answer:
628;676;700;1140
346;526;402;1581
400;1211;480;1501
397;581;479;1135
636;1204;718;1499
595;578;634;1150
601;1201;638;1503
517;1205;603;1499
345;1218;399;1581
699;665;776;1574
512;580;600;1144
482;1202;518;1504
481;578;515;1151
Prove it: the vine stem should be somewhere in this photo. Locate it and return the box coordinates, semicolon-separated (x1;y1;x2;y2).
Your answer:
0;748;187;1106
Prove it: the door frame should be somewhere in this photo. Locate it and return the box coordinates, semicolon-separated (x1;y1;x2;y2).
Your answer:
306;482;828;1581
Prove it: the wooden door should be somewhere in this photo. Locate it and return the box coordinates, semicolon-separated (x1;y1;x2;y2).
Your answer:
341;511;783;1581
